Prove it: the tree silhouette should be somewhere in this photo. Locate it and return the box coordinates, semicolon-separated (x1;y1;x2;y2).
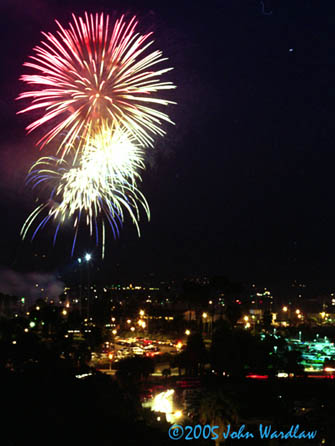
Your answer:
182;280;211;325
262;310;272;330
224;303;242;328
184;331;208;376
198;389;239;445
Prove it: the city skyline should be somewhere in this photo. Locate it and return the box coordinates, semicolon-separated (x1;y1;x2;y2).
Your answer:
0;0;335;293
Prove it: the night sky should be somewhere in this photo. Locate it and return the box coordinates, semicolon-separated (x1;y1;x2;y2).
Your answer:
1;0;335;294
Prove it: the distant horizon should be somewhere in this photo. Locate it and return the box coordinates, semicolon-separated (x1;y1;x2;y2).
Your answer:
1;261;335;300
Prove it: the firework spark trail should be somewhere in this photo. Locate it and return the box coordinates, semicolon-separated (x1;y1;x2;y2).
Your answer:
21;125;150;257
17;12;176;156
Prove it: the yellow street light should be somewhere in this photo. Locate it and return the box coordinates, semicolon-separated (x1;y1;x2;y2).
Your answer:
296;309;300;315
202;312;208;319
185;329;191;336
139;310;145;317
282;306;288;312
244;316;249;322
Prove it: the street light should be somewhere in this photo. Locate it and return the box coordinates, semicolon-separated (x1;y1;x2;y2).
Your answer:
108;352;113;371
185;329;191;336
202;312;208;335
85;253;92;262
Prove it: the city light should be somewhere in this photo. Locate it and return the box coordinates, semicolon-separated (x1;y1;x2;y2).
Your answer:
152;389;174;416
282;306;288;312
139;310;145;317
185;329;191;336
112;329;117;335
148;389;183;424
85;253;92;262
202;312;208;319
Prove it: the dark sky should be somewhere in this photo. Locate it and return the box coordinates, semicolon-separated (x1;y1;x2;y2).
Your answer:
1;0;335;294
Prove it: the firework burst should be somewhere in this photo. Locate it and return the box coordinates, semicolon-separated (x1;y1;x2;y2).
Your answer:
17;12;176;155
21;125;150;257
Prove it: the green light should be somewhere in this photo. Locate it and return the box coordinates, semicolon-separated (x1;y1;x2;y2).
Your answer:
21;297;25;304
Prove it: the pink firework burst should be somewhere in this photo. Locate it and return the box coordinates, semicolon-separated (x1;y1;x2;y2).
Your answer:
17;12;176;155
